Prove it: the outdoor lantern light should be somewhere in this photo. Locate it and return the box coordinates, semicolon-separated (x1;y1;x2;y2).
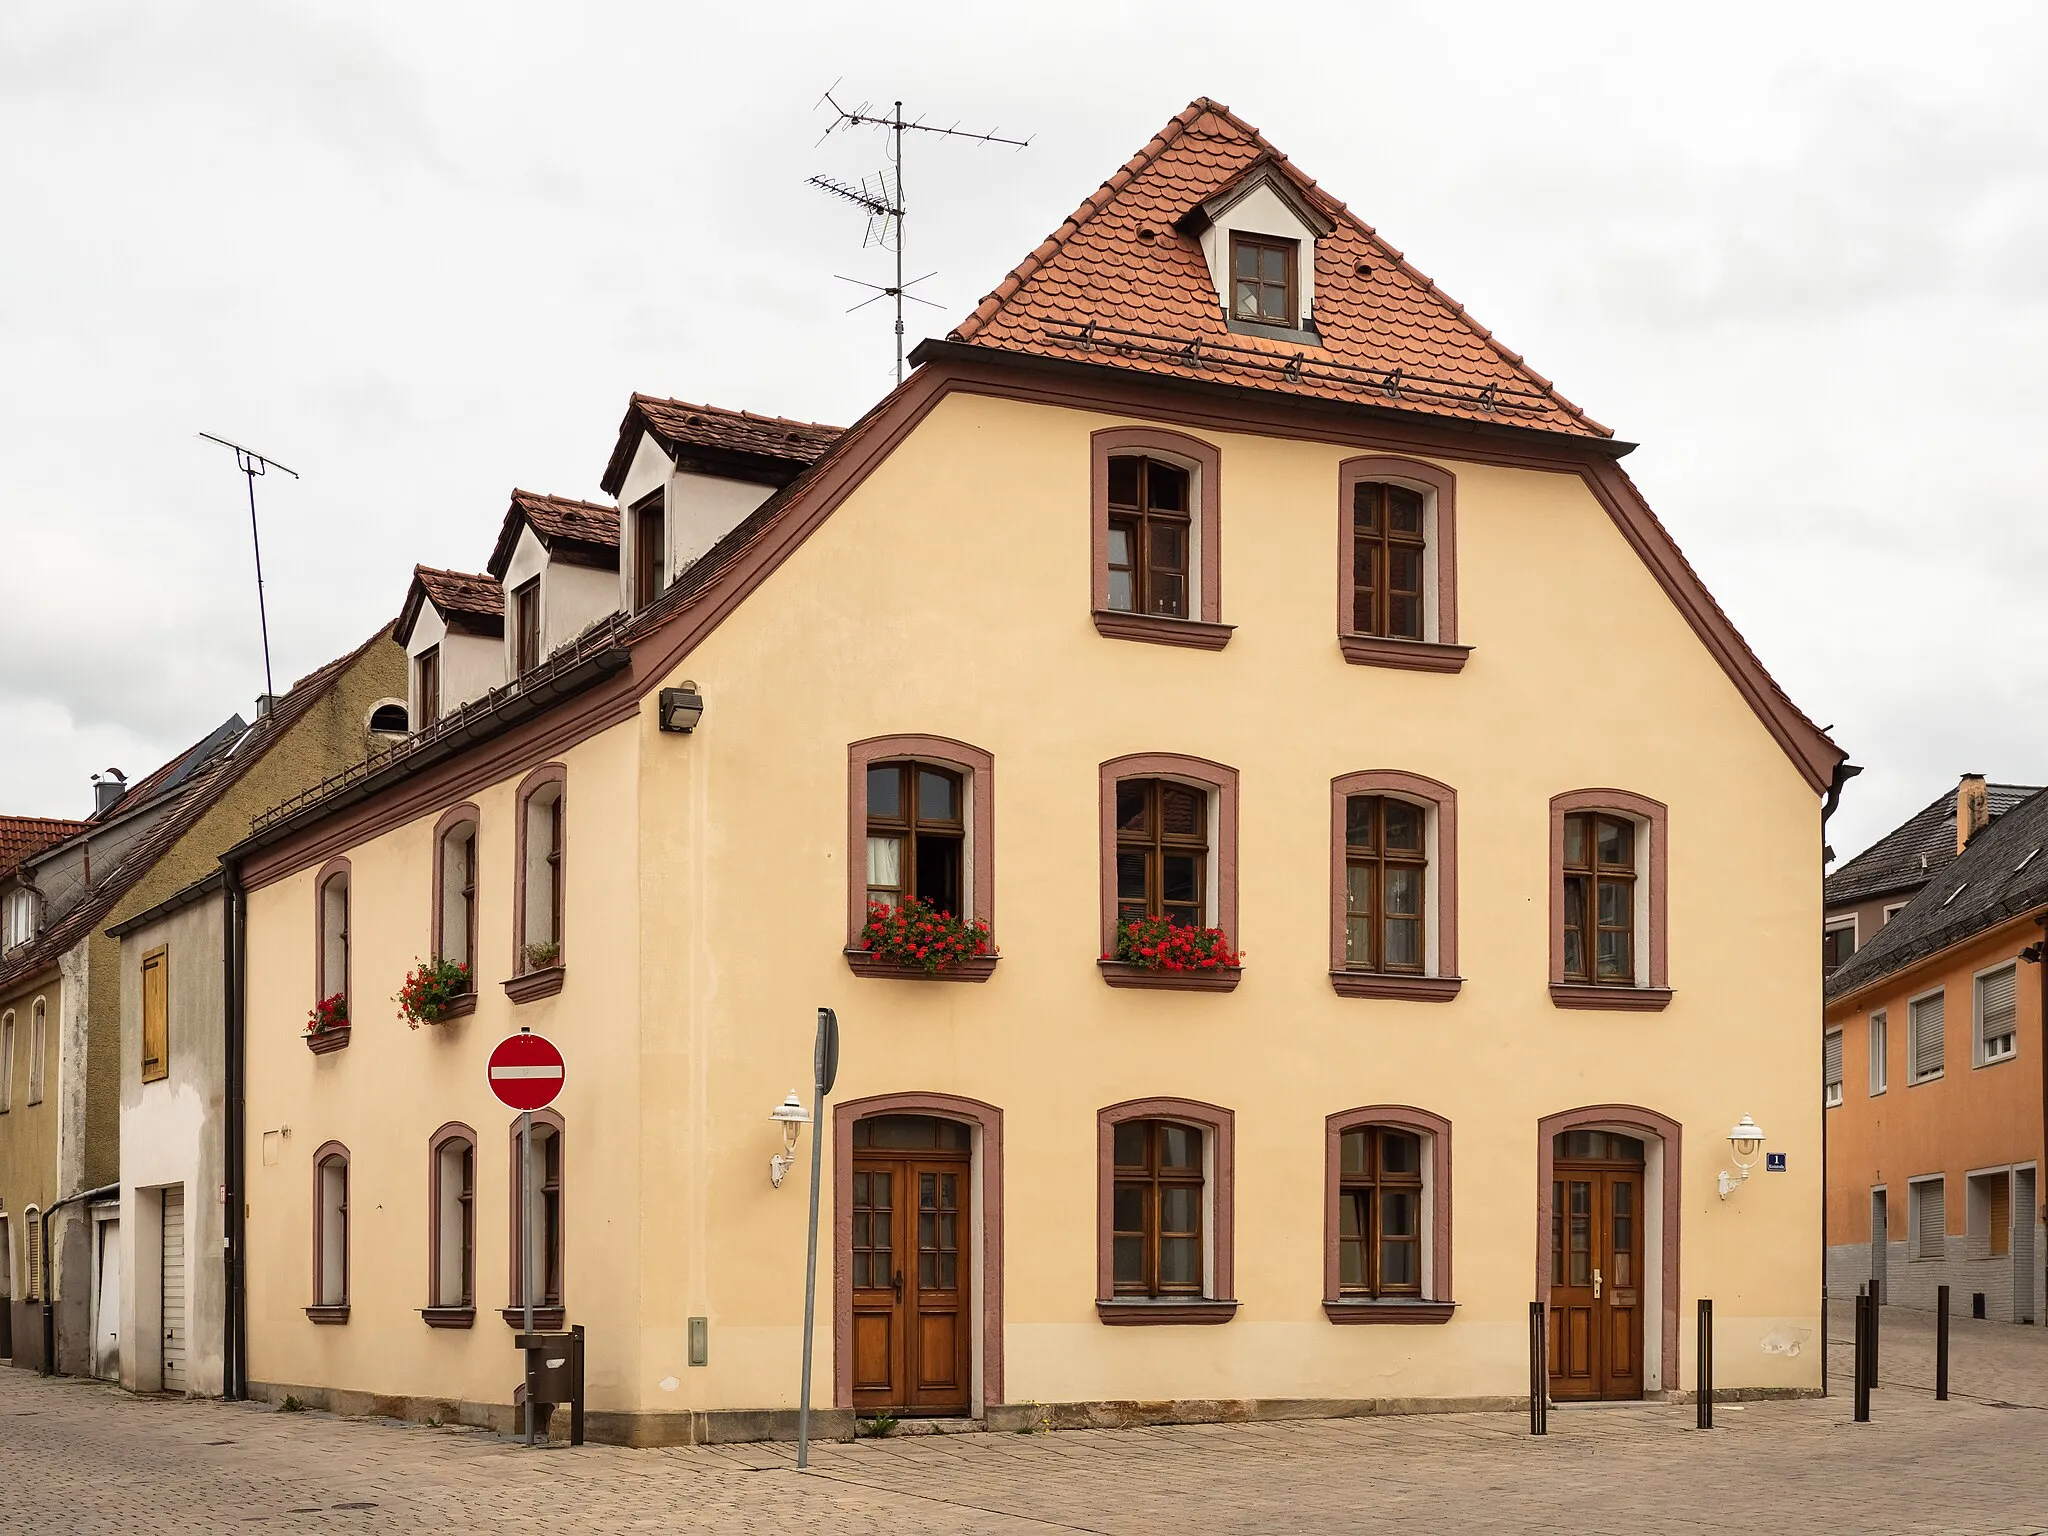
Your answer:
659;682;705;734
1718;1114;1768;1200
769;1090;812;1188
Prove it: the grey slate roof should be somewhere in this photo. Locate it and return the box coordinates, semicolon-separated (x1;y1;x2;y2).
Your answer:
1824;782;2039;909
1826;785;2048;1002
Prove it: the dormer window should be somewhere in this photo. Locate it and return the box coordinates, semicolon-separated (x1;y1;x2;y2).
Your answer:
511;578;540;675
632;491;667;612
414;647;441;731
2;888;36;949
1230;233;1296;326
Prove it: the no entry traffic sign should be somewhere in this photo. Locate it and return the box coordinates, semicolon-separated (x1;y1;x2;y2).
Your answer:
488;1030;565;1111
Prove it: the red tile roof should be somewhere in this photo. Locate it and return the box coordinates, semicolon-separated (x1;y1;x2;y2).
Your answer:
0;817;87;881
487;490;620;580
601;396;842;497
396;565;504;645
950;98;1610;439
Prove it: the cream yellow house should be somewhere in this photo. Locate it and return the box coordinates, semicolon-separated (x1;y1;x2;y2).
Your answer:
227;99;1848;1443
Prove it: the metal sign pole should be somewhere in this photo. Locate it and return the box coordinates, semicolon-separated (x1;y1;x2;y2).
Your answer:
796;1007;839;1471
521;1107;536;1447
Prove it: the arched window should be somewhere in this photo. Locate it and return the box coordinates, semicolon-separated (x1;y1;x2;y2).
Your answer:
506;1110;564;1327
1550;791;1669;1009
315;861;350;1016
310;1143;350;1321
432;806;480;989
514;767;566;981
1324;1107;1453;1322
26;997;46;1105
1096;1098;1236;1323
1106;456;1191;620
367;700;409;735
845;737;996;977
426;1124;476;1324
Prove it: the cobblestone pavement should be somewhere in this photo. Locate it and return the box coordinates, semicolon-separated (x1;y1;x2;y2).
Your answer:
1826;1299;2048;1409
3;1353;2048;1535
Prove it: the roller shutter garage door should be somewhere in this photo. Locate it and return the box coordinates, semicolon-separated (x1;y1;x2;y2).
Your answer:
161;1188;186;1393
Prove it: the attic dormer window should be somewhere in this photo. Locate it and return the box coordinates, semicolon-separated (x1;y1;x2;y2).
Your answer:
1230;233;1297;326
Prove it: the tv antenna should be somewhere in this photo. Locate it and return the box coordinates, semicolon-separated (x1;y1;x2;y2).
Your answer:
808;86;1031;385
199;432;298;705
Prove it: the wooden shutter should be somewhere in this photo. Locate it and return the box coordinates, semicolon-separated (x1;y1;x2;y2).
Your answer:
1911;994;1945;1080
1824;1031;1843;1104
141;946;169;1083
1915;1180;1946;1260
1978;966;2018;1060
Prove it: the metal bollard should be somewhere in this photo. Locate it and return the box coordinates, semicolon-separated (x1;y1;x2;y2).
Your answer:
1870;1275;1881;1388
1529;1301;1548;1436
1696;1298;1713;1429
1936;1285;1950;1401
1853;1292;1871;1422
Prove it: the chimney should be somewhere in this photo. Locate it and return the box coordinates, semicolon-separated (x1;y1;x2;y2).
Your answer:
1957;772;1989;855
91;767;127;816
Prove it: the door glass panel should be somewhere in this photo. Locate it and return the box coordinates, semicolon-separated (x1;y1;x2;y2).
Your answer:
1568;1180;1591;1286
1611;1181;1634;1287
1551;1181;1564;1285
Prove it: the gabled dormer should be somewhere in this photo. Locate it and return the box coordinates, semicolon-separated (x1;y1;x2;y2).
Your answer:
394;566;505;729
1174;156;1337;344
485;491;622;679
601;396;840;613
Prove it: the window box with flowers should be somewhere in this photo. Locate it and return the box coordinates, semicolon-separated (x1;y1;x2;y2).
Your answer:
1098;917;1242;992
504;940;564;1004
845;897;998;982
396;958;476;1027
304;993;351;1054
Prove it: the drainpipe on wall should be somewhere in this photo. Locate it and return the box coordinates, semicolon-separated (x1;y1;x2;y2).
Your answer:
2026;914;2048;1330
1819;759;1861;1393
222;857;249;1398
40;1183;118;1376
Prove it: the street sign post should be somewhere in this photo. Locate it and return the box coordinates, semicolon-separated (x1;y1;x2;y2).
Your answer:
490;1028;563;1447
796;1006;839;1470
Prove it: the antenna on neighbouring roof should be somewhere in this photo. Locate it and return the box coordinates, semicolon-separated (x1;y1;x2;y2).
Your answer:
808;85;1032;386
199;433;299;705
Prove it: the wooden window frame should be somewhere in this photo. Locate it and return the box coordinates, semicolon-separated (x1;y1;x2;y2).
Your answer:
1114;778;1210;931
414;645;441;732
312;857;351;1014
1105;455;1193;623
424;1121;477;1326
844;737;995;981
508;764;566;1001
1089;427;1230;649
1324;1106;1453;1322
1548;790;1669;1010
308;1141;350;1323
1097;754;1240;991
1329;771;1459;1000
1228;231;1297;326
1;1008;15;1113
1908;986;1947;1084
430;804;481;1017
140;944;170;1083
1973;960;2019;1068
1095;1098;1236;1324
1336;457;1465;672
510;576;541;676
503;1108;565;1329
632;490;666;612
26;996;47;1105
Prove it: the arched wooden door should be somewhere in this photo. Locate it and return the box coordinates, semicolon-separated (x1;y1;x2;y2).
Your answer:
1548;1130;1645;1401
849;1114;971;1415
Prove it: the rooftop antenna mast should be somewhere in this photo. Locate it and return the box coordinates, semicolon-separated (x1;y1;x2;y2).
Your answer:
199;432;298;705
808;87;1031;385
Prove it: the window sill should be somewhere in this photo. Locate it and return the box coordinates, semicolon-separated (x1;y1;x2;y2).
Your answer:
1225;315;1323;347
503;967;565;1004
843;948;998;983
429;992;477;1023
1338;635;1472;673
1098;960;1242;993
1096;1298;1239;1326
420;1306;476;1329
1329;971;1462;1002
1908;1072;1943;1087
305;1304;351;1325
500;1306;566;1330
1091;610;1235;651
303;1028;352;1056
1549;983;1672;1012
1323;1299;1456;1325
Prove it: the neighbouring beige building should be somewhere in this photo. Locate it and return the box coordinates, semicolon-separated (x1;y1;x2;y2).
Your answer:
228;99;1848;1443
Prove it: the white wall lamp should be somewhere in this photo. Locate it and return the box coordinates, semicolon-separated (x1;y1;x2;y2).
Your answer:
769;1091;812;1188
658;681;704;734
1718;1115;1768;1200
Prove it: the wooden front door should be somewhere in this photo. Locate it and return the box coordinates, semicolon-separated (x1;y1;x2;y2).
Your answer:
1548;1132;1646;1401
850;1116;971;1415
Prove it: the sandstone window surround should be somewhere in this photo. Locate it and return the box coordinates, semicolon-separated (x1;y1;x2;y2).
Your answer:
1323;1106;1454;1323
508;765;566;1003
1096;1097;1237;1325
1098;753;1241;993
1549;789;1670;1011
1335;456;1468;673
1090;427;1231;650
845;736;996;982
1330;770;1461;1001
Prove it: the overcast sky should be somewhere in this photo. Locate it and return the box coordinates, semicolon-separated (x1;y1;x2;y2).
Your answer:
3;1;2043;862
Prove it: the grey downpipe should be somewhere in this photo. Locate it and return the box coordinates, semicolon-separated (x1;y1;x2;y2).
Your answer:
40;1182;118;1375
223;859;248;1398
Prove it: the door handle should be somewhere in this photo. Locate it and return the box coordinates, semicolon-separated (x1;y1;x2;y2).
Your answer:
1593;1268;1602;1300
892;1268;904;1302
